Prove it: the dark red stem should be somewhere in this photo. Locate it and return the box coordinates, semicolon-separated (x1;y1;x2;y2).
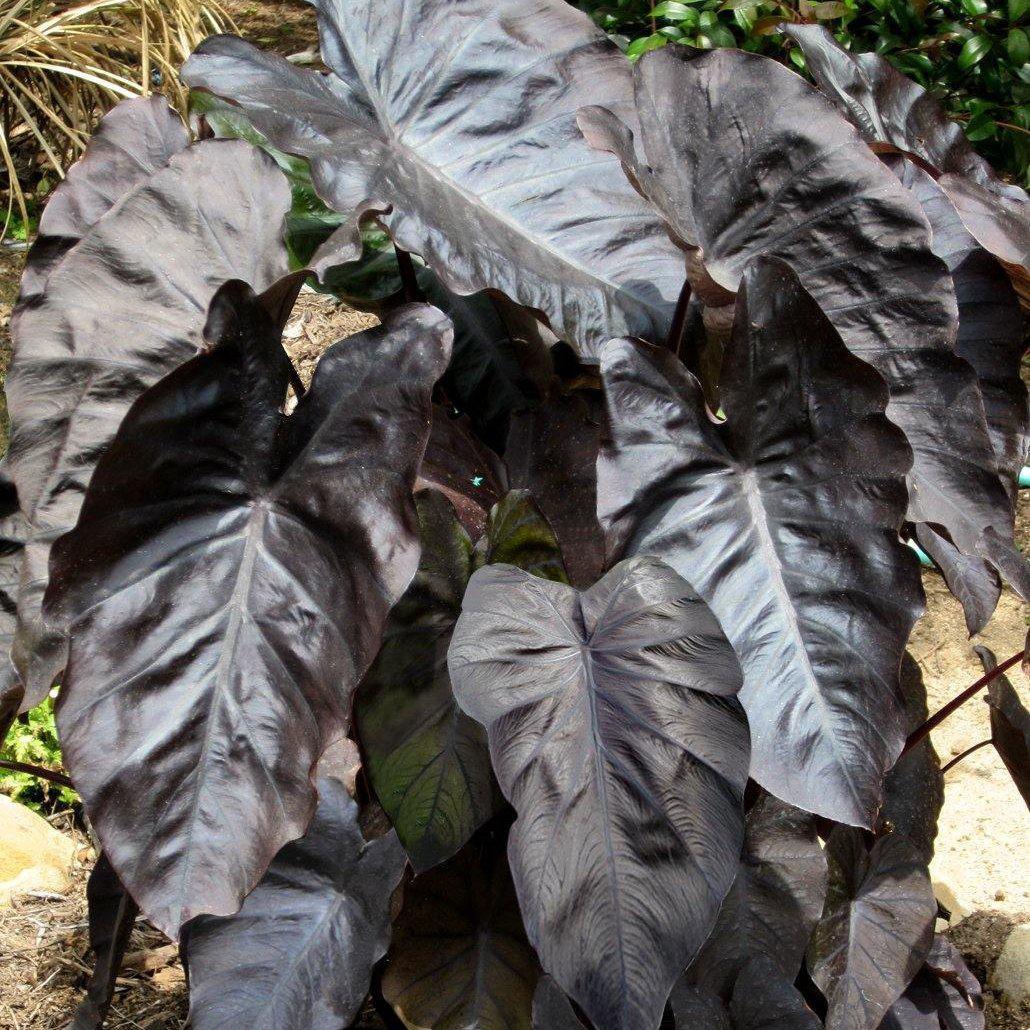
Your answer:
901;648;1024;759
0;759;73;789
940;738;992;774
395;247;421;303
665;277;692;355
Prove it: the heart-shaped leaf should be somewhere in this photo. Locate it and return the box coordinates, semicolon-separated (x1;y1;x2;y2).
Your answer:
356;488;566;871
598;256;923;826
180;0;686;353
684;793;827;997
808;828;936;1030
68;854;140;1030
580;45;1024;594
18;95;189;302
383;824;541;1029
46;294;451;937
975;645;1030;809
184;775;407;1030
448;555;750;1030
7;139;293;710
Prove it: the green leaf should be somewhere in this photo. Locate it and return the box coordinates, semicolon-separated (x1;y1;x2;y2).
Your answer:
960;0;988;15
957;34;992;70
652;0;693;18
1009;27;1030;64
627;32;670;59
1011;0;1030;22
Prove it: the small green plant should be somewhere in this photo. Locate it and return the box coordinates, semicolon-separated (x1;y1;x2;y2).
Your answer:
577;0;1030;185
0;699;77;812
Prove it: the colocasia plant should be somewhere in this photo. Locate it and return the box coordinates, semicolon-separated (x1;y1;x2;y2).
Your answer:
1;2;1028;1028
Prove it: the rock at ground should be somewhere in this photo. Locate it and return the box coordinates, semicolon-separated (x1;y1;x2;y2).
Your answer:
993;924;1030;1004
0;795;76;903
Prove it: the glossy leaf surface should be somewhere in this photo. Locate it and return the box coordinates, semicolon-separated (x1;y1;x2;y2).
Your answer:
47;297;451;937
19;96;189;302
598;257;922;826
0;465;25;727
684;794;827;997
582;45;1021;588
449;556;750;1030
181;0;685;353
808;828;936;1030
68;854;139;1030
976;645;1030;808
728;955;822;1030
184;776;407;1030
383;826;540;1030
357;488;565;871
8;139;292;710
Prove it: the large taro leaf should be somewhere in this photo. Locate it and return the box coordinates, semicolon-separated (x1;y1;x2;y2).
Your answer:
975;645;1030;809
597;256;923;827
183;775;407;1030
7;139;293;711
383;824;541;1030
879;937;985;1030
68;853;139;1030
683;793;828;998
45;294;452;938
781;24;1030;308
579;46;1025;593
808;828;937;1030
356;488;566;872
448;555;750;1030
0;464;26;731
878;654;945;864
18;95;189;302
180;0;686;353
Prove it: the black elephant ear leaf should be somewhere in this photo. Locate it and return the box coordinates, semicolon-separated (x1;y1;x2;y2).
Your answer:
0;464;26;729
8;139;294;712
598;256;922;827
668;982;732;1029
45;295;451;938
180;0;686;353
18;95;189;302
975;645;1030;809
781;23;1030;310
533;975;588;1030
877;653;945;864
808;828;937;1030
448;555;750;1030
684;793;828;998
382;825;541;1029
729;955;822;1030
68;853;140;1030
584;43;1023;594
183;776;407;1030
880;936;985;1030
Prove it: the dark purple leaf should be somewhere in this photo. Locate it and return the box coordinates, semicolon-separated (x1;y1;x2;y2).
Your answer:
416;409;508;540
505;387;607;588
580;45;1024;595
68;853;140;1030
533;975;588;1030
183;775;407;1030
669;983;733;1029
19;96;189;302
780;24;1030;310
913;526;1001;640
448;556;750;1030
0;464;25;729
684;794;827;998
878;653;945;863
975;645;1030;809
808;828;937;1030
598;256;922;827
180;0;686;353
382;825;541;1029
728;955;822;1030
880;937;985;1030
7;139;293;711
45;295;451;937
356;488;565;872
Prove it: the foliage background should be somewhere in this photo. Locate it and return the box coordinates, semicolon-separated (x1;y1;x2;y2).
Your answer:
575;0;1030;186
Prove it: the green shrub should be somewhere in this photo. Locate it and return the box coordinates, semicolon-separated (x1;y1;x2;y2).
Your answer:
576;0;1030;185
0;699;78;812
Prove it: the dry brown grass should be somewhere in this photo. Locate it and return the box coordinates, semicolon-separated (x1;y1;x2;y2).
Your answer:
0;0;232;233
